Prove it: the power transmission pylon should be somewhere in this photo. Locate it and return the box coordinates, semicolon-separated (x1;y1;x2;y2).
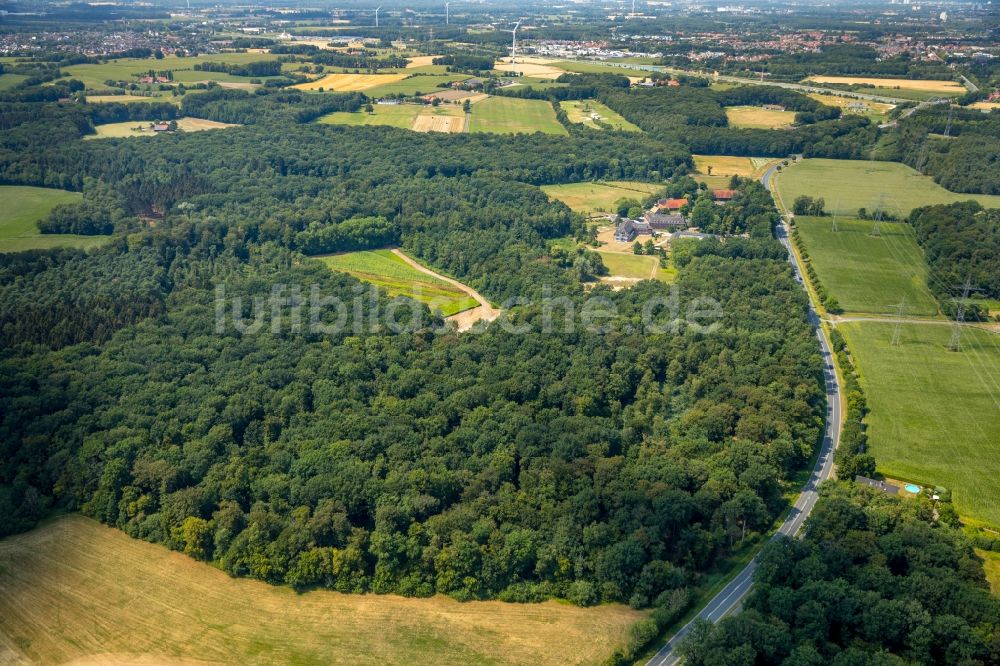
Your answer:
871;193;887;237
831;199;840;232
948;278;981;351
943;106;953;138
890;297;907;346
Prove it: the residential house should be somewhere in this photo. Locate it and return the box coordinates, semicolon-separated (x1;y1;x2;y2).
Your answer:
712;189;736;202
855;475;899;495
614;218;637;242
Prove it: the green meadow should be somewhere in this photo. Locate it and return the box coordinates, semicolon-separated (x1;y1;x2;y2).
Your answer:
360;73;469;98
560;100;640;131
777;159;1000;218
793;215;939;315
541;181;662;215
840;321;1000;527
468;96;568;135
58;53;283;90
0;186;109;253
319;249;478;316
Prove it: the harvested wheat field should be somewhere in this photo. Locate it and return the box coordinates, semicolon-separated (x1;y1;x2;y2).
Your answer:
0;515;642;666
693;155;763;177
494;57;566;79
411;110;465;133
406;55;441;68
970;101;1000;111
294;72;408;92
805;76;965;93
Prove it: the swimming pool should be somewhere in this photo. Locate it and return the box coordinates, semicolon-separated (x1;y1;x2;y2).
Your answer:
905;483;921;494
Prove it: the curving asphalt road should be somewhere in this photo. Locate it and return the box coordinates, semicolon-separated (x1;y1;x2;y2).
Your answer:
645;165;843;666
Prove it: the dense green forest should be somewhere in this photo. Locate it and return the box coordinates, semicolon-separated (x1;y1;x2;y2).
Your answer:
0;81;830;619
737;44;956;82
678;483;1000;664
908;201;1000;316
878;106;1000;195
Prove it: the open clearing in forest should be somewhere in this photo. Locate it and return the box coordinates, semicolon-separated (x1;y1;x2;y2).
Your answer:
724;106;797;129
776;159;1000;218
318;104;466;132
293;72;409;91
468;96;567;135
793;215;939;316
839;322;1000;528
320;249;479;316
84;94;181;104
560;100;640;131
0;186;110;253
804;75;965;94
806;93;895;120
541;181;662;215
0;515;642;666
980;550;1000;596
85;117;237;139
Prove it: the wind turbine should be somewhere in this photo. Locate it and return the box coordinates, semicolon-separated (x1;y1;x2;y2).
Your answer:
505;20;521;68
446;1;451;25
375;6;382;27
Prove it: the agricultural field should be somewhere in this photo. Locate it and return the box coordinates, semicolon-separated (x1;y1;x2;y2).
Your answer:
692;155;770;178
969;101;1000;111
541;181;663;215
806;93;895;121
468;96;567;135
839;321;1000;527
0;515;642;666
318;104;466;132
793;216;939;316
320;249;479;316
0;73;27;90
58;53;284;90
724;106;797;129
294;72;409;92
493;57;567;79
84;93;181;104
85;117;237;139
776;159;1000;218
0;186;110;253
361;74;471;98
550;60;628;75
560;100;640;131
804;75;965;95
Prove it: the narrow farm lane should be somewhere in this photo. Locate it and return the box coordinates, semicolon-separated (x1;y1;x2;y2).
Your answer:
390;249;501;331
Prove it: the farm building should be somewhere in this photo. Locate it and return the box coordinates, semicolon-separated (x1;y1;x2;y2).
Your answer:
712;189;736;202
855;475;899;495
846;101;869;112
658;198;689;212
763;104;786;111
643;212;686;229
614;219;638;242
151;123;170;132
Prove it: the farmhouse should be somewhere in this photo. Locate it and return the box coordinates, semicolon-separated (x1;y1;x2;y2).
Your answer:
151;123;170;132
614;218;637;242
643;212;686;229
658;197;689;212
855;475;899;495
762;104;786;111
712;189;736;202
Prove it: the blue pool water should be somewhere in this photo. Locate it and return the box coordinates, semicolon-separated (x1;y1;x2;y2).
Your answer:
905;484;921;493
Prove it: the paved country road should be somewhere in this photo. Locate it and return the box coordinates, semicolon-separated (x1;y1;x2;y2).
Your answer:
644;165;844;666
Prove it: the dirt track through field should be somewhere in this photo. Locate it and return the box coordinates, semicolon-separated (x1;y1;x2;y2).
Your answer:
391;249;500;330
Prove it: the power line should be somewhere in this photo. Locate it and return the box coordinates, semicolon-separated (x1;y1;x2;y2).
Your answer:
871;192;886;237
891;297;907;346
948;277;981;352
